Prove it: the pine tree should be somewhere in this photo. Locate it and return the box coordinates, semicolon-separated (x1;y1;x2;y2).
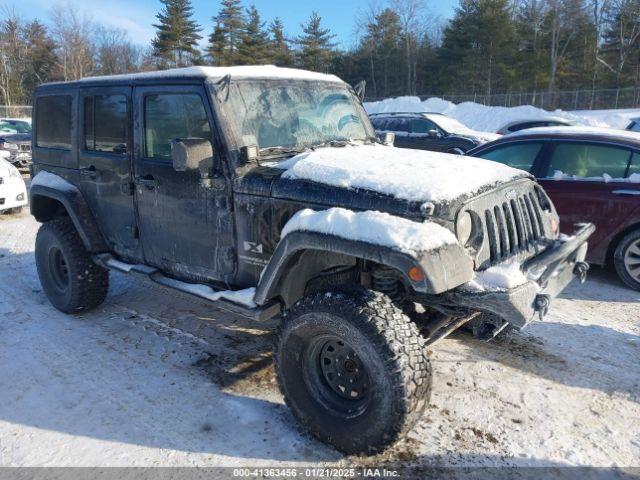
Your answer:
270;17;294;66
236;6;271;64
296;12;336;72
151;0;202;67
208;0;245;65
24;20;57;90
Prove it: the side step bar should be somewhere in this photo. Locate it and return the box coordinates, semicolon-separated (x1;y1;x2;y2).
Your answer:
93;254;281;322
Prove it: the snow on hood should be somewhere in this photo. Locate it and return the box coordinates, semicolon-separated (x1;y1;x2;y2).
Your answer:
421;114;500;143
276;144;529;204
282;207;458;255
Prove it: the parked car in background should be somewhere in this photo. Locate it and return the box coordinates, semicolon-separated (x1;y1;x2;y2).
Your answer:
496;116;577;135
369;112;499;154
0;154;28;214
626;117;640;132
0;118;32;171
469;126;640;290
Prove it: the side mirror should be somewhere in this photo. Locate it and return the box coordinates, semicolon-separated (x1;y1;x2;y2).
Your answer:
377;132;395;146
171;138;213;175
428;129;439;138
353;80;366;102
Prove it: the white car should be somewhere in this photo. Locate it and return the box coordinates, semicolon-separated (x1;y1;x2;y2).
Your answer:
497;116;577;135
0;154;28;214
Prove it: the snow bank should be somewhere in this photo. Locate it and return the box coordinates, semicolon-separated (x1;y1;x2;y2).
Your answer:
281;207;458;255
364;96;632;132
277;144;528;203
79;65;341;84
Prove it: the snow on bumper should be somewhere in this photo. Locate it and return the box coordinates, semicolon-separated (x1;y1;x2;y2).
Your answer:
447;223;594;328
0;175;28;211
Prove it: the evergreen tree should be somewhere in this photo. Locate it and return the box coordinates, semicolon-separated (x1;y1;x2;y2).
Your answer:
23;20;57;92
151;0;202;67
296;12;336;72
437;0;517;95
237;6;271;64
270;17;294;66
208;0;245;65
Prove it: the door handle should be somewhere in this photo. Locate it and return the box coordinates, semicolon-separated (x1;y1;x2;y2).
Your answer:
134;175;156;190
612;189;640;196
80;165;98;178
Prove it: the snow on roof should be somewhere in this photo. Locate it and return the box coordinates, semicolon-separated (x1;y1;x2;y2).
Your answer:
281;207;458;255
276;144;529;204
78;65;342;84
506;125;640;143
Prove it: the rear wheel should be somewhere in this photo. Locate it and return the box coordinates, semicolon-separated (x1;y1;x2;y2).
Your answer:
275;287;431;455
614;229;640;291
35;218;110;313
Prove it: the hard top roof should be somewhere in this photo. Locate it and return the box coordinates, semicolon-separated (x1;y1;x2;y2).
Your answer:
38;65;344;89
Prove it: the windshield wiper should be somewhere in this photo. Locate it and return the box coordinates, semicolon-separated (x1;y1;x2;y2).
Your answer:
259;146;303;157
309;139;353;150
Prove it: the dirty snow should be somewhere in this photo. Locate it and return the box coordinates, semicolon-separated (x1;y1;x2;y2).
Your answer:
77;65;341;84
277;144;529;203
281;207;458;254
365;96;640;132
1;209;639;468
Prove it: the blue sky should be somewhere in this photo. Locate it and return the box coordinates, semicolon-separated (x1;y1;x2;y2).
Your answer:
6;0;458;48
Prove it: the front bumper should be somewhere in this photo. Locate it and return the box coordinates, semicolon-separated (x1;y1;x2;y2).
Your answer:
448;223;594;328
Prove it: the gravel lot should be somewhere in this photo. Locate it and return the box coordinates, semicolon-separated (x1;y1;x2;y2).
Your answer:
0;208;638;468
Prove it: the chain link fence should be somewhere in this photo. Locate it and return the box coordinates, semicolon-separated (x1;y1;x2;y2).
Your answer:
0;105;32;120
367;87;640;111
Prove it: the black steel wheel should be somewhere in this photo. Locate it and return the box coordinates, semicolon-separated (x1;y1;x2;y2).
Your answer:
275;287;432;455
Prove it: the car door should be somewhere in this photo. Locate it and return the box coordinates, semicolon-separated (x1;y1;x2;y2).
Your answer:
78;86;141;260
388;118;412;149
538;141;640;264
409;118;446;152
133;84;234;282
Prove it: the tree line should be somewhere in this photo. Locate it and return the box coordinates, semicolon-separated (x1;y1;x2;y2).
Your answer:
1;0;639;107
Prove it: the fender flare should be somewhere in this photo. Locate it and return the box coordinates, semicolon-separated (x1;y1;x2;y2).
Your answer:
29;172;108;253
254;230;474;307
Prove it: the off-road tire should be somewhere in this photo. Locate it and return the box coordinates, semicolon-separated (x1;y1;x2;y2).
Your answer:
613;229;640;291
35;218;109;313
275;286;432;455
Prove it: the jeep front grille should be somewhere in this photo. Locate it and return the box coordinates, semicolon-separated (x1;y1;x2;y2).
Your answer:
463;180;551;269
484;191;546;263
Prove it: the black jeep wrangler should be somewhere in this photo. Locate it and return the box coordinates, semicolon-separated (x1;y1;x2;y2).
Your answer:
29;66;594;455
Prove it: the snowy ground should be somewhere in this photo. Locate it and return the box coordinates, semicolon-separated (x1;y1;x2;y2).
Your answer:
365;96;640;132
0;208;639;468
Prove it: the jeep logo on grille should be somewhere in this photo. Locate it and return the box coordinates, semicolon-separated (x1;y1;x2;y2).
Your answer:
505;189;517;200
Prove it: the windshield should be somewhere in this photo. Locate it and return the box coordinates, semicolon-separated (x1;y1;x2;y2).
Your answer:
427;115;474;134
0;120;32;134
220;80;374;156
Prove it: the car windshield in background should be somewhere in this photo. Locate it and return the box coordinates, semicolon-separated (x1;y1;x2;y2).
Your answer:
221;81;373;155
0;120;31;134
429;115;473;134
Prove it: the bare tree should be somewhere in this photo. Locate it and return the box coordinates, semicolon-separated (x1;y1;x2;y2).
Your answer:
95;27;141;75
0;9;28;108
50;4;95;81
599;0;640;84
390;0;430;95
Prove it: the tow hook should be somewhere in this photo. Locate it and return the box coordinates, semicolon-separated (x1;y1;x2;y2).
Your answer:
574;262;589;284
534;294;551;321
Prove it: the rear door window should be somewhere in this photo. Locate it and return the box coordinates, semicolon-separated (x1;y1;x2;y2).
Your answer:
84;94;128;154
628;152;640;178
144;93;212;160
410;118;438;134
36;95;72;150
476;142;544;172
545;143;632;180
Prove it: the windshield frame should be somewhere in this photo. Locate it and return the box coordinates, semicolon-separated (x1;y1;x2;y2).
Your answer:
210;78;377;163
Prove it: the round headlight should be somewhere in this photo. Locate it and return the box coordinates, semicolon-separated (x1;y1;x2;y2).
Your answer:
456;211;474;246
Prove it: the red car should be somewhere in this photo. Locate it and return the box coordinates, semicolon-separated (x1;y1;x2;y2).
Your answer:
469;126;640;290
